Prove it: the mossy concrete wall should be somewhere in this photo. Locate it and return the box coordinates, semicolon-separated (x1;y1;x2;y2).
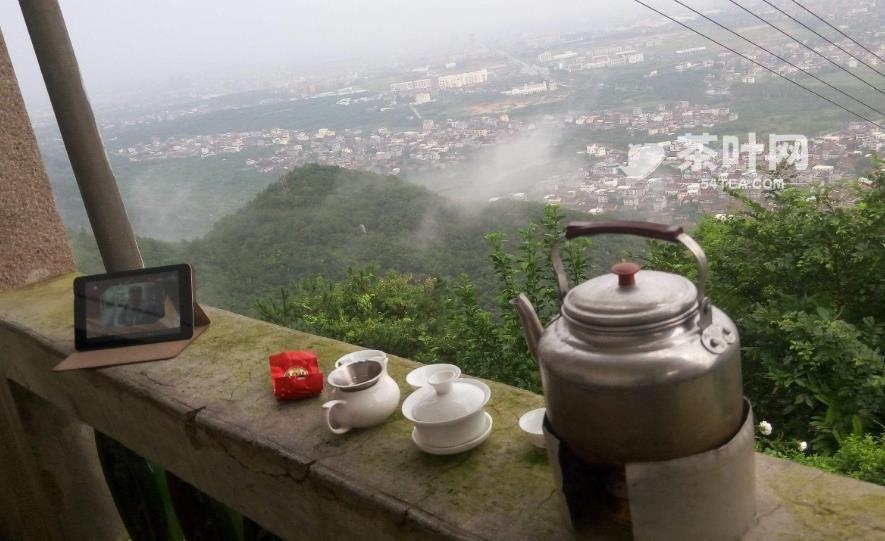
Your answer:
1;274;883;540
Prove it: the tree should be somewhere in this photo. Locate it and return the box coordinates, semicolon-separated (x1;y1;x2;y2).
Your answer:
644;162;885;453
256;205;590;393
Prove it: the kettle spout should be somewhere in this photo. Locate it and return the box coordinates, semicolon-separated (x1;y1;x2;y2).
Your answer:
511;293;543;364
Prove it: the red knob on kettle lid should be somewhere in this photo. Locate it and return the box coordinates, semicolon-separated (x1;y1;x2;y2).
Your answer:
611;261;640;287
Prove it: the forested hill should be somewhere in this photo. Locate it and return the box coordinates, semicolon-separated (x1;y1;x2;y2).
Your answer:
186;165;567;312
70;164;633;314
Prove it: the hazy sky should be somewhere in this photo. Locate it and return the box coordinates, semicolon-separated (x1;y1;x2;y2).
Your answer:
0;0;649;113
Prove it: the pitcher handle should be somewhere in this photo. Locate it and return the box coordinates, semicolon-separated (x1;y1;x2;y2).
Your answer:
322;400;351;434
551;220;711;330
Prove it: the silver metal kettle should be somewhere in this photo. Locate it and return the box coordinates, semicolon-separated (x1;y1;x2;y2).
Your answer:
512;221;743;466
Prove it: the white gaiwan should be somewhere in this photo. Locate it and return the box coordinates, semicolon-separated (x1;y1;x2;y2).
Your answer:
405;363;461;390
402;367;492;454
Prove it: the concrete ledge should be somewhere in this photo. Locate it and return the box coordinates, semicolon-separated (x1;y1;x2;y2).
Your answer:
0;274;883;540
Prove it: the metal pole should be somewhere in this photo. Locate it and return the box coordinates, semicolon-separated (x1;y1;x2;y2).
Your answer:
18;0;142;272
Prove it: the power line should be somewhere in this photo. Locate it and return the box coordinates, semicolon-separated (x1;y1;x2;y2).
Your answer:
726;0;885;95
789;0;885;65
630;0;885;130
759;0;885;79
671;0;885;117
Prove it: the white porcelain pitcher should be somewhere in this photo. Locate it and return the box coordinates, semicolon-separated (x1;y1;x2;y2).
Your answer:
322;354;400;434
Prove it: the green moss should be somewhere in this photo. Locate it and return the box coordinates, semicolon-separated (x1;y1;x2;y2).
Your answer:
769;464;885;539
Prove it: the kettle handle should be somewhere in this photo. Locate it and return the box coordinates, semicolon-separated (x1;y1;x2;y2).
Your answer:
551;220;712;330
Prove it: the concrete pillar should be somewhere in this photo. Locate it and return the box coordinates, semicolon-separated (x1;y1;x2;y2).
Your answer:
0;28;74;290
0;30;126;540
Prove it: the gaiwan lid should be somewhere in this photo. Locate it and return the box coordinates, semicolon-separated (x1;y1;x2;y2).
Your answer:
403;368;489;424
562;262;699;331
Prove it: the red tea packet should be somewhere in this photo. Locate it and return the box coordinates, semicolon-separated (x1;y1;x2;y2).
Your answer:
269;350;324;400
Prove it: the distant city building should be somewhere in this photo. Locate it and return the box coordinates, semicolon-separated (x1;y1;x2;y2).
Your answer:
390;78;432;93
811;165;835;183
503;81;556;96
561;49;645;72
586;144;606;157
539;50;579;63
413;92;432;104
437;69;489;90
676;46;707;55
552;51;578;61
626;51;645;63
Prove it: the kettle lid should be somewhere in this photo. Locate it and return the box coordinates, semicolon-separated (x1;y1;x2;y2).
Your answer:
562;262;699;331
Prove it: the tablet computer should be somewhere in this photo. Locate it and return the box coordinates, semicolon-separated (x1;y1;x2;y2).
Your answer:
74;264;195;351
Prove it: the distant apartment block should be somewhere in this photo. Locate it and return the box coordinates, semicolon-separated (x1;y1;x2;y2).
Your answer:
811;165;835;183
389;78;432;93
437;69;488;90
586;144;606;157
626;51;645;63
538;51;578;64
562;50;644;72
503;81;556;96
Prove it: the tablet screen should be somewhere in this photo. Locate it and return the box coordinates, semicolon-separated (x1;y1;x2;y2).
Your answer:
74;264;194;350
84;270;181;338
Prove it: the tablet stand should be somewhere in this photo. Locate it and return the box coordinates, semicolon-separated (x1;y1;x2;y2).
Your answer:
54;304;210;371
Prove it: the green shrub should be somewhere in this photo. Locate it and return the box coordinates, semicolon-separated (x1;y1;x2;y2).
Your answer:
762;434;885;485
645;164;885;453
256;205;590;393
